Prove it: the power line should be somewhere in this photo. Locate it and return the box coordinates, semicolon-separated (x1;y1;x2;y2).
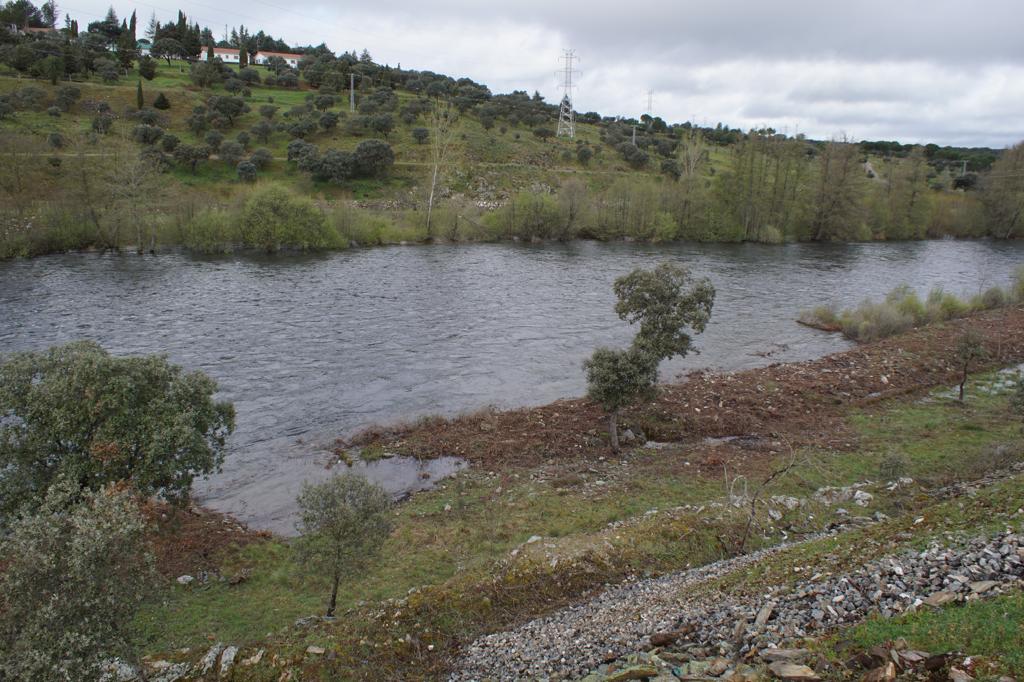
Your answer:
556;48;578;139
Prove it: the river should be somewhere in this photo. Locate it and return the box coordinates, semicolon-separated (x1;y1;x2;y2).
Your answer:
1;240;1022;533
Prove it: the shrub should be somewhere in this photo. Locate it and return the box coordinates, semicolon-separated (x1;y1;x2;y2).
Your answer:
412;127;429;144
240;184;343;252
237;160;257;182
182;208;241;253
219;141;245;166
138;55;157;80
160;133;180;152
204;130;224;152
0;480;154;680
294;473;392;616
132;123;164;145
249;147;273;170
46;105;60;117
0;341;235;518
583;347;658;452
54;85;81;111
153;92;170;110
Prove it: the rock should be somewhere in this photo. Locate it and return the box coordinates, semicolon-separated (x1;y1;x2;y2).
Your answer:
754;603;775;631
924;591;958;607
707;658;731;676
219;646;238;677
241;649;265;666
176;575;194;586
969;580;999;593
862;662;896;682
100;659;141;681
150;663;190;682
949;667;974;682
227;568;251;586
621;429;636;444
761;650;811;664
769;662;820;680
306;645;326;655
198;644;223;676
853;491;874;507
649;631;680;647
527;535;542;544
605;664;659;681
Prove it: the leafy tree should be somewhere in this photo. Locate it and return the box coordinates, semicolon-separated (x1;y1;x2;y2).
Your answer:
132;123;163;145
983;141;1024;239
235;130;250;149
224;77;243;94
160;133;179;152
189;60;221;88
412;127;429;144
354;138;394;177
236;160;257;182
294;473;392;617
0;480;154;681
173;143;210;174
95;57;119;84
150;37;183;66
0;341;234;518
311;149;356;183
237;66;260;84
369;113;394;138
249;147;272;169
153;91;170;110
37;55;63;85
314;93;335;111
661;158;681;180
319;111;339;132
219;141;244;166
91;111;114;134
583;347;658;453
251;119;274;143
138;55;156;80
204;129;224;152
54;84;81;112
259;103;278;119
613;262;715;359
207;95;246;125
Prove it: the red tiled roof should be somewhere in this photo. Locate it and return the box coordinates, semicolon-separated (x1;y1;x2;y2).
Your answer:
257;51;303;60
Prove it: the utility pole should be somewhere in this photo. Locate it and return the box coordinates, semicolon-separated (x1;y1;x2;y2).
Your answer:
350;73;356;112
556;48;579;138
647;90;653;117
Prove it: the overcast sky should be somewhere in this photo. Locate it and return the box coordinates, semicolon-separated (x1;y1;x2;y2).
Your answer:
66;0;1023;147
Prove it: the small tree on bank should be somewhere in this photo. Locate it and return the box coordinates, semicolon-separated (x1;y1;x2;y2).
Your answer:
955;329;988;402
0;480;154;681
294;473;393;617
584;263;715;452
583;348;658;453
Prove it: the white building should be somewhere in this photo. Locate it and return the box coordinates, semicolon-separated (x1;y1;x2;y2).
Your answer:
254;51;302;68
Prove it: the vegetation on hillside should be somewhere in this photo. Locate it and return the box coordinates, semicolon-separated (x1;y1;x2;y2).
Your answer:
1;1;1022;258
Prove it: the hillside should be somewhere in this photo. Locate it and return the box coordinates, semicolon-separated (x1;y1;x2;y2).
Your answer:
1;10;1022;257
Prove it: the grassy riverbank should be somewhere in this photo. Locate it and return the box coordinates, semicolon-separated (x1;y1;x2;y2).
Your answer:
131;307;1024;679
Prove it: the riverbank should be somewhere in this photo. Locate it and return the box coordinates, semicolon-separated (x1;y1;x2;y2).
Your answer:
127;306;1024;680
353;305;1024;467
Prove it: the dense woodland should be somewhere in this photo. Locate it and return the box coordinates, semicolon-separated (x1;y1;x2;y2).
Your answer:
1;1;1022;257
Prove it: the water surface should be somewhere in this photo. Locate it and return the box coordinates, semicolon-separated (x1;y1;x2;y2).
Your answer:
1;240;1021;532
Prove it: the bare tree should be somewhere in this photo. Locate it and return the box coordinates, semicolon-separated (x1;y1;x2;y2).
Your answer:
425;101;459;240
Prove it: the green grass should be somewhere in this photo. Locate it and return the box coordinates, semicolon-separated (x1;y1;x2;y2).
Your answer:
838;591;1024;674
133;370;1024;660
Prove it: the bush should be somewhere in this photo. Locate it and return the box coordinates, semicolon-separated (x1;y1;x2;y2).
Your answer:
138;55;157;80
412;127;429;144
219;141;245;166
0;480;154;680
132;123;164;145
0;341;235;518
240;184;343;252
204;130;224;152
46;105;60;117
160;133;180;152
237;160;257;182
153;91;170;110
249;147;273;170
182;208;241;253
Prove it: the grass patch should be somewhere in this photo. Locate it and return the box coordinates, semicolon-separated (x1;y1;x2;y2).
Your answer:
799;275;1024;342
836;590;1024;675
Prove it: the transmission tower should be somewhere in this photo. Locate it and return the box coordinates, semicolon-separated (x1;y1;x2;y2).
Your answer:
556;49;579;138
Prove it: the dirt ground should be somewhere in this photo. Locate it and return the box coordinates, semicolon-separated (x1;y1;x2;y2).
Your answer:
143;501;270;578
354;306;1024;468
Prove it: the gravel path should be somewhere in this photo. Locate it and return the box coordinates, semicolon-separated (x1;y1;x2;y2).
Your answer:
452;528;1024;681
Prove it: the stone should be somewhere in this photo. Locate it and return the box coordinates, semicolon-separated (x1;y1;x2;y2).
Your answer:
197;644;223;676
175;575;194;586
761;650;811;664
228;568;251;586
969;580;999;593
241;649;265;666
862;663;896;682
949;667;974;682
306;645;326;655
707;658;731;676
923;591;957;607
219;646;238;677
754;603;775;630
605;664;659;681
649;632;680;647
853;491;874;507
527;535;542;544
769;662;820;680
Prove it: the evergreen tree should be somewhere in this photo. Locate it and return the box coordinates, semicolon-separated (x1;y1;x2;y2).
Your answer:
136;80;144;110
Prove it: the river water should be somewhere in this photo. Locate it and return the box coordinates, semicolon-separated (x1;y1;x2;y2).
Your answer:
1;240;1022;533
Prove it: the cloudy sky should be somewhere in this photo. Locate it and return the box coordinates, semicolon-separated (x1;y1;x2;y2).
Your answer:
66;0;1023;147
